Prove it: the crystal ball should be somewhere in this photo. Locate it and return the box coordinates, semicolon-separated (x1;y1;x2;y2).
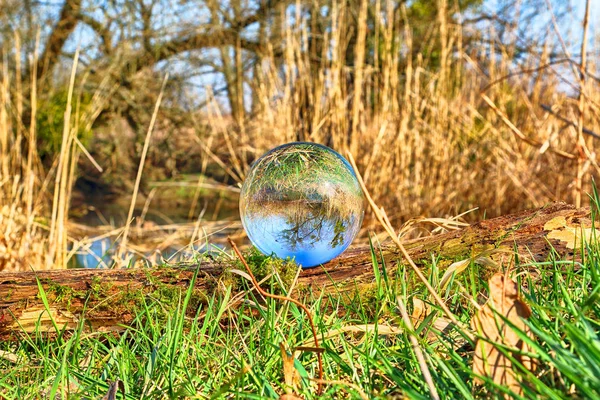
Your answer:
239;142;365;268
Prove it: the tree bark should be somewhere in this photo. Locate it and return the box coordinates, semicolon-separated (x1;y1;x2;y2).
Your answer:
38;0;82;81
0;202;592;339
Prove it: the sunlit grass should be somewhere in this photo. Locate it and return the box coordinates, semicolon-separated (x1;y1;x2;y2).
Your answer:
2;195;600;399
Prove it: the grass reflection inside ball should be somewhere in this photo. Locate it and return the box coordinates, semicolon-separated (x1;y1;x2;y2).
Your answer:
239;142;365;268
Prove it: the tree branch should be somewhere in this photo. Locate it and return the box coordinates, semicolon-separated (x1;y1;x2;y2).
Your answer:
38;0;82;80
0;202;589;339
77;13;113;54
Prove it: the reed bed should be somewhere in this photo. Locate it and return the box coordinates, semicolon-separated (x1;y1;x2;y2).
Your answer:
0;47;231;270
204;1;600;228
1;1;599;270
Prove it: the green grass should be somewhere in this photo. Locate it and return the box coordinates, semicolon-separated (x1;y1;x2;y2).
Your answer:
2;204;600;399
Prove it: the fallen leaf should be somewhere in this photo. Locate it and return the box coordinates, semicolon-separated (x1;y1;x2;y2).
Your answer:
440;250;499;291
543;216;567;230
40;377;80;398
439;259;470;290
472;273;535;396
280;343;300;394
544;217;599;249
411;298;430;322
411;298;460;344
101;380;125;400
279;395;303;400
547;226;598;249
228;268;253;282
0;350;18;363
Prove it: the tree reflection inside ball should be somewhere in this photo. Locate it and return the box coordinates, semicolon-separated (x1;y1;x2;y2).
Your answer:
240;142;365;268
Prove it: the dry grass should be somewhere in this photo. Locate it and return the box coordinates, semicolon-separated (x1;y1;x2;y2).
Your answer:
204;1;600;230
0;35;51;271
0;40;84;271
1;1;599;270
0;49;239;271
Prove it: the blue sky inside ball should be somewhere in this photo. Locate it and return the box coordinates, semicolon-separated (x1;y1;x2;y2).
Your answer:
243;213;361;268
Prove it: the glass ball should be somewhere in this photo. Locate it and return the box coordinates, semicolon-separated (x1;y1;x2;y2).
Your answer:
239;142;365;268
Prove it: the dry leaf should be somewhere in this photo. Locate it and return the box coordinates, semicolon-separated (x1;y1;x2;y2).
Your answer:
440;251;499;291
411;298;431;322
439;259;470;290
279;395;303;400
411;298;459;344
280;343;300;394
543;216;568;230
472;273;535;396
0;350;18;363
544;216;599;249
101;380;125;400
547;226;598;249
40;378;80;398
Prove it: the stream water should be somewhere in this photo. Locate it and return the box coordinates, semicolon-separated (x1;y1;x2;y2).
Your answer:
72;236;225;268
70;182;239;268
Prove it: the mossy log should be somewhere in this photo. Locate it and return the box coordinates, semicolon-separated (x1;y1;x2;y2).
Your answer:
0;202;593;339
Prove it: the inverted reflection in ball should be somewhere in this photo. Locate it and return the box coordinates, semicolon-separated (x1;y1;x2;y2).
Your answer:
239;142;365;268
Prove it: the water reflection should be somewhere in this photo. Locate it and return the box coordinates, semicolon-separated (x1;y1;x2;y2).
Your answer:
71;238;222;268
244;208;360;267
239;142;365;268
75;237;113;268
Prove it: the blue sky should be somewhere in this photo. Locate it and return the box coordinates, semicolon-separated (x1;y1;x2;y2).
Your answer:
43;0;599;109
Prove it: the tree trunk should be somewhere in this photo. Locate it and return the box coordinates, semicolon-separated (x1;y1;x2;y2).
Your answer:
0;202;591;339
38;0;82;82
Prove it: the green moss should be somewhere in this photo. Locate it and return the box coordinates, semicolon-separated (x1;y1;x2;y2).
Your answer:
151;284;183;304
244;247;299;286
89;276;114;298
222;247;300;294
142;268;211;317
2;289;14;301
45;282;87;308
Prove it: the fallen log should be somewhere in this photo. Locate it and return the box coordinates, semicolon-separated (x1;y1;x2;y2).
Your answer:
0;202;593;339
